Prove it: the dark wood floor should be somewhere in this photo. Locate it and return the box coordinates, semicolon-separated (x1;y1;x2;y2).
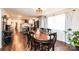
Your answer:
55;41;76;51
0;32;76;51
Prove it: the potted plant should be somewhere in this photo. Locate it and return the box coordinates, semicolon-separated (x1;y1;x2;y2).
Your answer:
70;31;79;50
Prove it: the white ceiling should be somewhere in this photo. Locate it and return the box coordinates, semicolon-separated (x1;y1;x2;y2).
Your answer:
4;8;66;17
4;8;79;18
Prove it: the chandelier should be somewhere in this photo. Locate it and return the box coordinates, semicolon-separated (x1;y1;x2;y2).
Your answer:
33;8;46;14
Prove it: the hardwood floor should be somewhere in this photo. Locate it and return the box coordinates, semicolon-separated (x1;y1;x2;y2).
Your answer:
0;32;76;51
55;41;76;51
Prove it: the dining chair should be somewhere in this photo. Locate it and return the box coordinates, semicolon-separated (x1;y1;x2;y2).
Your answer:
2;31;12;45
3;31;12;37
46;28;51;34
3;36;12;45
49;33;57;51
31;37;40;51
27;31;35;48
39;40;52;51
22;26;29;35
39;32;57;51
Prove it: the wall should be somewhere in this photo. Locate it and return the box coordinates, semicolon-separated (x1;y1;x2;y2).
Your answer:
72;12;79;31
56;30;65;42
66;12;79;31
65;12;79;43
0;9;2;48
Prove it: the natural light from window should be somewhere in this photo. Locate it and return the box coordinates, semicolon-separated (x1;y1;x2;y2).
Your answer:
48;14;65;30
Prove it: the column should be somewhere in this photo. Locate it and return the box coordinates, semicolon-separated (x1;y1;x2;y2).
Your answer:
38;16;48;28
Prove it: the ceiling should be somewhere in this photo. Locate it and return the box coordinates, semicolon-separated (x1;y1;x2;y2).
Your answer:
4;8;66;17
4;8;79;17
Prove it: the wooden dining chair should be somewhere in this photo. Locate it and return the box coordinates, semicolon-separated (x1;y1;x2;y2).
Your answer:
49;32;57;51
31;37;40;51
40;32;57;51
46;28;51;34
27;31;35;48
39;40;51;51
3;36;12;45
2;31;12;45
22;26;29;35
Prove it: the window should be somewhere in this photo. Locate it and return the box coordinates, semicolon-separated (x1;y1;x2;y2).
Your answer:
48;14;65;30
47;16;56;29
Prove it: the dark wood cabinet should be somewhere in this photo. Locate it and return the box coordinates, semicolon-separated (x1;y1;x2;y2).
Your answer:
34;20;39;28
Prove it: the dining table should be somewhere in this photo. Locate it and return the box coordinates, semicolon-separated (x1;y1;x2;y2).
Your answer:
34;32;48;40
32;31;57;51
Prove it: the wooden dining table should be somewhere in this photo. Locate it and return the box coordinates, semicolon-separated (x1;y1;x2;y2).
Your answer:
32;32;51;50
31;31;57;51
34;32;48;40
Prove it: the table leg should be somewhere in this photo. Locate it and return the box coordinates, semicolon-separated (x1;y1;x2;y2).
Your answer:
40;43;42;51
